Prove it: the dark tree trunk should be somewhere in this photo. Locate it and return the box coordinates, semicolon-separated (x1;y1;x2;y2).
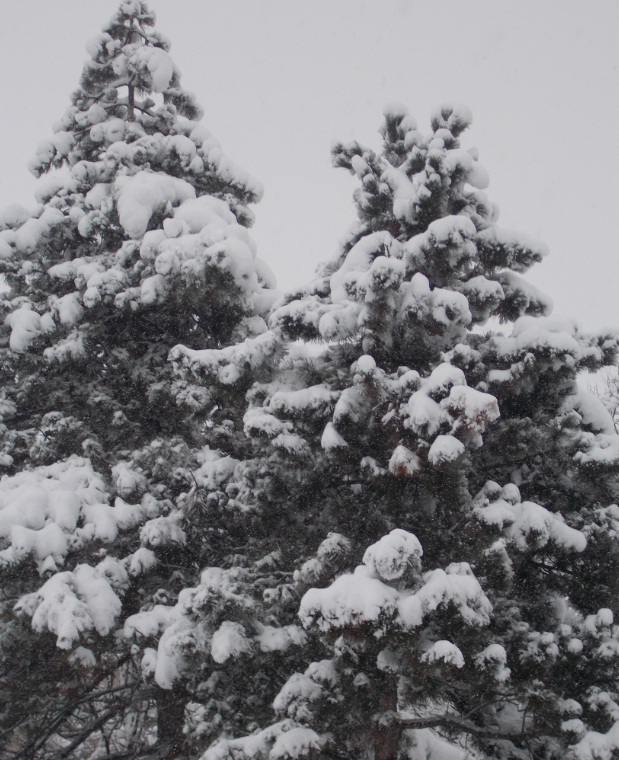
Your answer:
127;83;135;120
156;686;186;758
373;678;400;760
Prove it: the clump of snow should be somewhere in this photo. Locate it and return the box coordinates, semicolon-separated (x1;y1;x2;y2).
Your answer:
443;385;500;435
430;102;473;136
300;567;400;634
474;643;511;682
420;640;465;668
15;564;122;648
132;46;176;92
356;354;377;374
474;481;586;552
200;719;320;760
113;171;195;238
171;332;281;387
570;723;619;760
300;533;491;636
294;533;351;587
126;547;158;576
270;726;322;759
257;624;307;653
0;456;113;571
211;621;252;663
329;230;398;304
363;529;423;580
14;207;64;253
270;384;340;418
173;195;236;231
0;203;29;230
403;728;472;760
398;563;492;629
389;445;422;478
124;604;179;641
140;513;186;548
563;387;617;436
50;293;84;326
7;306;42;352
401;362;499;467
427;434;465;465
321;421;348;451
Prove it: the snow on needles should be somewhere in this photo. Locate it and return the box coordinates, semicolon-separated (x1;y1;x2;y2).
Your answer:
299;530;492;636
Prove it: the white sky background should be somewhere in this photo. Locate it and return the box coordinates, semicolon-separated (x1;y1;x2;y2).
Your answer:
0;0;617;332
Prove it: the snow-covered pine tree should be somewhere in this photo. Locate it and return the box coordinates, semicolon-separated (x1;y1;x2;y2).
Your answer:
192;105;619;760
0;2;278;756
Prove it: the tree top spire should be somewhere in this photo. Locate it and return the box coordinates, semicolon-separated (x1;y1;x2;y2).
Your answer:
30;0;203;177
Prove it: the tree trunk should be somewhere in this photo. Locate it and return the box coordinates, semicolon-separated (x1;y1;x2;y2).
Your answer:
156;686;186;758
128;84;135;120
373;678;400;760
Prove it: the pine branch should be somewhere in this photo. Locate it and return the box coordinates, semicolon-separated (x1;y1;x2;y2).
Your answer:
57;707;120;759
15;656;133;758
397;712;535;741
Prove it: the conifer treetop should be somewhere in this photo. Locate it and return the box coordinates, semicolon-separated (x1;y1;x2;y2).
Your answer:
27;0;263;215
30;1;198;176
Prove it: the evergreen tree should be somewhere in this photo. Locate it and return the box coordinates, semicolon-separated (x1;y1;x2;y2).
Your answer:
187;104;619;760
3;8;619;760
0;2;278;757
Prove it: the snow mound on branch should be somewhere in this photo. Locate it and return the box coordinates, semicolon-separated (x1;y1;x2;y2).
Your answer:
15;564;123;649
474;482;586;552
132;45;176;92
398;564;492;629
300;567;400;633
270;384;340;418
430;102;473;136
125;603;192;689
363;529;423;580
294;533;351;587
443;385;499;434
257;625;307;653
7;306;42;352
200;719;322;760
489;316;582;372
570;723;619;760
173;195;236;231
273;660;338;722
421;639;465;668
140;512;186;547
563;387;617;436
477;225;549;271
389;445;422;477
211;621;252;663
50;293;84;326
113;171;195;238
404;727;472;760
321;421;348;450
330;230;401;303
403;215;477;274
574;435;619;468
171;331;281;386
300;536;491;635
14;207;65;254
0;456;108;569
0;203;29;230
270;726;322;759
427;434;465;465
401;361;499;464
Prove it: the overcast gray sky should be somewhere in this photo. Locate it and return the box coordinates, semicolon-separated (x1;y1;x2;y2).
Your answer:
0;0;617;332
